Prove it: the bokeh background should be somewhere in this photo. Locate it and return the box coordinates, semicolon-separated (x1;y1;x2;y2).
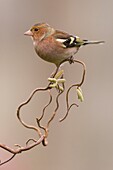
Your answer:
0;0;113;170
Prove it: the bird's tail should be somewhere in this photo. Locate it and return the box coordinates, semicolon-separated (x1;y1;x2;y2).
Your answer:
75;37;105;47
82;40;105;46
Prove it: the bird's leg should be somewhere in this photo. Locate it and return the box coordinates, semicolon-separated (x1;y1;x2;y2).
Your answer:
67;48;79;64
50;66;60;78
50;56;74;79
68;56;75;64
60;56;75;65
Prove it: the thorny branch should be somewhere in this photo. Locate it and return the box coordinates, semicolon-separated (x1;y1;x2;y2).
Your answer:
0;58;86;166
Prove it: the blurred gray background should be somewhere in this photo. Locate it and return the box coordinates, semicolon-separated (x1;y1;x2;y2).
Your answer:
0;0;113;170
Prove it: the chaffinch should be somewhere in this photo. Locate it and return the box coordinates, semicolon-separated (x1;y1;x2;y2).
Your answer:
24;23;104;67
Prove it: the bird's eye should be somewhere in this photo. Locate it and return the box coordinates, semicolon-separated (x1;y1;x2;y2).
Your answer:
34;28;39;32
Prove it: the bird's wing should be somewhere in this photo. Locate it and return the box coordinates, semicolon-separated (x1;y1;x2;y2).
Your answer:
53;30;80;48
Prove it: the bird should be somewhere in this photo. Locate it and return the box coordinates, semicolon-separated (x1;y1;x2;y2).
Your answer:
24;23;104;68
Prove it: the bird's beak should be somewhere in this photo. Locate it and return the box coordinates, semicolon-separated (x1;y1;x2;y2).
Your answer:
24;30;33;36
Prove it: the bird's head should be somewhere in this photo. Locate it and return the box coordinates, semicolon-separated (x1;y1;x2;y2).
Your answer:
24;23;54;41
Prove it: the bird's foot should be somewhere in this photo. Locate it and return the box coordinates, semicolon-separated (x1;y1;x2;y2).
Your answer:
68;56;74;64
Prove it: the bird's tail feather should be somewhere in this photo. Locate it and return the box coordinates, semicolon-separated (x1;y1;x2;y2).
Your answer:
83;40;105;45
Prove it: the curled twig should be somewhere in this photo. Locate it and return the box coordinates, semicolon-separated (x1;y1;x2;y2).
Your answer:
35;89;53;138
26;139;37;146
66;59;86;109
0;58;86;166
0;154;16;166
59;103;79;122
60;59;86;122
0;135;44;166
17;86;50;137
47;74;65;129
47;90;64;129
38;89;52;122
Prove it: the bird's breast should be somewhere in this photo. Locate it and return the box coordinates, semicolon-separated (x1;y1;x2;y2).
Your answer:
33;39;79;66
